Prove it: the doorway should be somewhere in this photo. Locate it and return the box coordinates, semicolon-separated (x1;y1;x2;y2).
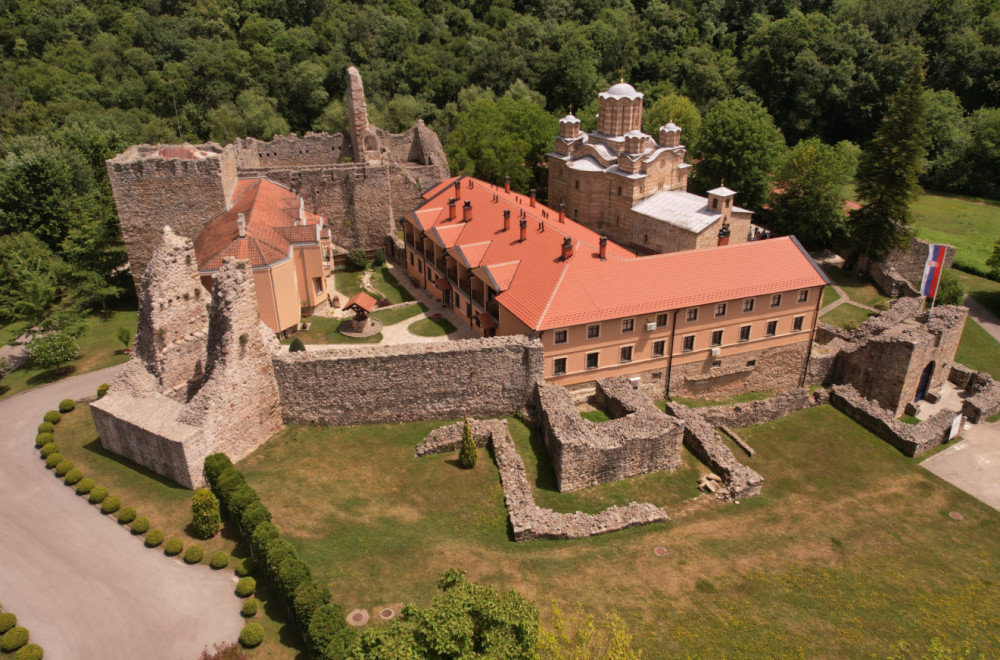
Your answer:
915;361;935;401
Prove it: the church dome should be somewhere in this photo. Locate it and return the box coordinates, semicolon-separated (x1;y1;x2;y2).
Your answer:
604;82;641;99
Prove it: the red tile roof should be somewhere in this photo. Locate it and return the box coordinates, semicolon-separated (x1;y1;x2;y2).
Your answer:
195;178;325;271
411;176;828;330
345;292;377;312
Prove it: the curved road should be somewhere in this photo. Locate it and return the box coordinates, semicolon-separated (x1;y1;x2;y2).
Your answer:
0;366;243;659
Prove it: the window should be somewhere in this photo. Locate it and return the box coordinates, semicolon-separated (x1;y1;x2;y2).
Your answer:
686;308;698;322
743;298;755;313
712;198;718;209
587;324;600;339
313;277;323;295
766;320;778;336
793;315;804;332
652;340;665;357
618;186;622;195
409;252;414;266
746;359;757;367
655;313;668;327
739;325;751;342
682;335;695;352
554;329;568;344
797;289;809;304
586;352;599;369
553;358;567;375
619;346;633;362
712;359;722;367
715;303;727;317
621;318;634;333
770;294;782;308
575;180;579;190
711;330;723;346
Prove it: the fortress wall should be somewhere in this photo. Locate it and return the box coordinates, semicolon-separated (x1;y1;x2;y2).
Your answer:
230;133;350;169
669;341;809;399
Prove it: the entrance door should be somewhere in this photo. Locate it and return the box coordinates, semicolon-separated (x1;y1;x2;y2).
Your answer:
915;361;935;401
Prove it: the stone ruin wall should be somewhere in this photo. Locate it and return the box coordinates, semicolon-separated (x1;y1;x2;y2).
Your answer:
669;341;809;399
699;387;830;429
949;364;1000;423
272;336;544;426
882;238;956;289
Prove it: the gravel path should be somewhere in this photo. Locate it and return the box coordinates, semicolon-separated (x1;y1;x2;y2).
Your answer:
965;295;1000;344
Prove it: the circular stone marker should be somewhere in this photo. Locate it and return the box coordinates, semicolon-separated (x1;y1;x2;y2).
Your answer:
347;609;370;626
380;608;395;620
949;511;965;521
653;546;667;557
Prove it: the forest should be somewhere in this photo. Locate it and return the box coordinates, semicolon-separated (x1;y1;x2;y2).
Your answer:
1;0;1000;322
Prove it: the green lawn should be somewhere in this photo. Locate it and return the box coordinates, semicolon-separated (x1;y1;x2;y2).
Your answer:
821;303;876;330
912;193;1000;275
658;389;777;410
955;316;1000;380
579;409;611;423
371;302;426;326
821;265;888;307
822;285;841;308
0;321;25;346
280;317;382;345
408;316;456;336
333;268;364;298
956;269;1000;319
334;266;414;306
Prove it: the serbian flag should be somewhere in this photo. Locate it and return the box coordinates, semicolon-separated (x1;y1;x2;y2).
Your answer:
920;243;947;298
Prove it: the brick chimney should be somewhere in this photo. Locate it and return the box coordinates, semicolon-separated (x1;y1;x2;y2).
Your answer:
519;218;527;242
599;236;607;260
717;222;731;246
558;204;565;223
561;237;573;260
530;189;536;207
463;200;472;222
454;179;461;198
237;213;246;238
448;198;457;220
504;176;511;194
503;209;511;231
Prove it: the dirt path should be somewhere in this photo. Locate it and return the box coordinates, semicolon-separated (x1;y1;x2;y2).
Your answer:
965;295;1000;344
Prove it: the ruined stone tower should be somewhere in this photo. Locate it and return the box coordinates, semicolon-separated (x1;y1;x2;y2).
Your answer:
346;66;379;162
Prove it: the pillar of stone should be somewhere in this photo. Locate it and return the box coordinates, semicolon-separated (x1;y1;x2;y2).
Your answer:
346;66;379;162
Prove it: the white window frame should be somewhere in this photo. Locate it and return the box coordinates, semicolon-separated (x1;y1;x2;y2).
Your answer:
686;308;698;322
553;328;568;344
743;298;755;313
770;293;782;308
619;345;634;363
793;315;805;332
585;352;600;369
552;356;568;376
797;289;809;304
739;324;751;343
621;318;635;334
715;303;727;318
710;329;723;347
765;319;778;337
652;340;666;357
682;334;695;353
586;324;601;340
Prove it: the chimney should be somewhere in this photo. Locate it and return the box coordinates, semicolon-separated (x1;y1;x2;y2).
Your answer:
717;222;731;246
237;213;246;238
599;236;607;260
530;189;536;207
463;200;472;222
558;203;566;223
538;221;545;232
453;179;461;198
448;198;457;220
503;209;511;231
519;218;527;242
504;176;511;194
561;237;574;261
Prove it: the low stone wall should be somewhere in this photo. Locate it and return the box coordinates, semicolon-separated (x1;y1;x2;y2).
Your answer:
669;341;809;399
699;388;829;428
949;364;1000;424
414;418;497;457
829;384;959;457
273;336;544;426
535;377;684;492
870;263;920;298
814;322;851;345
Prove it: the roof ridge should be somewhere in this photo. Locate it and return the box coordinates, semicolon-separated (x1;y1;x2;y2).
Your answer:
534;259;572;330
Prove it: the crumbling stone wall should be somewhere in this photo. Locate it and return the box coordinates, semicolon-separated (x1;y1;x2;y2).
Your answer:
272;336;544;426
534;377;684;492
880;238;956;290
949;364;1000;423
669;342;809;399
699;388;829;428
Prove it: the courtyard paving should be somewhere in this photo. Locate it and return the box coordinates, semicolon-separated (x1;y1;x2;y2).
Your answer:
922;420;1000;512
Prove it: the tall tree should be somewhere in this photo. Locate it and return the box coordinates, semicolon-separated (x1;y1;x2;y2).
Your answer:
643;93;702;148
849;66;928;260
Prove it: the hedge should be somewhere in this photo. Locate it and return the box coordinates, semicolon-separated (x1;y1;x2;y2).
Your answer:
0;626;29;653
239;623;264;648
240;598;259;618
264;538;296;577
64;468;83;485
249;522;280;558
39;443;59;458
235;557;256;578
58;399;76;413
117;506;137;524
44;453;64;469
100;496;121;514
226;484;259;520
306;603;351;660
0;613;15;634
164;538;184;557
76;478;95;495
209;551;230;570
275;557;312;604
34;433;52;448
292;580;331;630
240;501;271;537
144;529;164;548
88;486;109;504
203;453;234;490
215;469;247;510
54;459;74;477
13;643;44;660
131;517;150;535
235;577;256;598
36;422;53;434
184;545;204;564
97;383;109;398
42;411;61;425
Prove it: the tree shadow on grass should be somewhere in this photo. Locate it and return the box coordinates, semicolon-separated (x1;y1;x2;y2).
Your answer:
26;365;78;386
82;437;189;491
970;289;1000;318
522;423;559;493
256;580;308;659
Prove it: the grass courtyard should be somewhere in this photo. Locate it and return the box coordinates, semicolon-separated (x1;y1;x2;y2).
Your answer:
821;302;877;329
912;193;1000;276
821;265;888;308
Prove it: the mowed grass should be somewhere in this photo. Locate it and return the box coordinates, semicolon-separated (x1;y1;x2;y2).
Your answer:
661;389;777;409
912;193;1000;275
821;302;876;329
240;406;1000;658
282;304;427;346
822;285;841;308
956;317;1000;380
408;316;456;336
821;265;888;307
956;269;1000;319
333;266;413;306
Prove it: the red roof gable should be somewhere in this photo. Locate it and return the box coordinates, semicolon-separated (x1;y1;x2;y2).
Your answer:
345;291;377;312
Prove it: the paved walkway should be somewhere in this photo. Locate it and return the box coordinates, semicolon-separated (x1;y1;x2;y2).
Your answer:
922;420;1000;512
0;366;243;659
965;295;1000;344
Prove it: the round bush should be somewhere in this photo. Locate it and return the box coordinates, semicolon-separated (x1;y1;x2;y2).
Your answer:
235;577;256;598
37;422;53;434
0;626;29;653
39;443;59;458
239;623;264;648
88;486;108;504
183;545;204;564
76;478;95;495
100;496;121;515
58;399;76;413
130;517;150;535
144;529;164;548
13;643;44;660
54;459;74;477
43;411;61;425
63;468;83;485
0;612;16;634
35;433;53;447
164;538;184;556
45;453;64;469
235;557;257;578
209;551;229;570
240;598;259;618
97;383;109;398
117;506;136;524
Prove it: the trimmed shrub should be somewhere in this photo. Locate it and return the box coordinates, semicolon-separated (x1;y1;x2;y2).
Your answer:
130;517;150;535
35;433;53;447
249;522;280;558
97;383;109;399
76;478;95;495
58;399;76;413
191;489;221;540
275;557;312;603
0;626;29;653
215;469;247;509
164;538;184;556
45;452;64;469
0;612;15;634
64;468;83;485
88;486;108;504
100;496;121;514
203;453;234;490
235;577;256;598
235;557;256;578
292;580;330;629
459;416;478;468
226;485;259;520
263;538;296;577
373;248;385;266
37;422;54;434
209;551;230;569
13;643;44;660
241;598;259;618
288;337;306;352
39;443;59;458
184;545;204;564
239;623;264;648
43;411;61;425
144;529;164;547
117;506;136;524
239;502;271;537
54;459;74;477
306;603;352;660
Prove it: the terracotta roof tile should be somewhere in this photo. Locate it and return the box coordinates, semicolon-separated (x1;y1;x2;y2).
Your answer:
345;292;377;312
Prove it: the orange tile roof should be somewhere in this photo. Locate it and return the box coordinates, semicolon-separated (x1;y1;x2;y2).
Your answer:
411;176;828;330
195;178;325;271
345;291;377;312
